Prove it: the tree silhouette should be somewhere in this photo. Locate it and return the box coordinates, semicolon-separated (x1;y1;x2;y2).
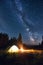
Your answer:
17;33;22;43
0;33;9;49
9;37;17;46
17;33;23;48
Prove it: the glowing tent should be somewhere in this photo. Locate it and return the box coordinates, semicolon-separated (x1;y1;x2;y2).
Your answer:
8;45;19;53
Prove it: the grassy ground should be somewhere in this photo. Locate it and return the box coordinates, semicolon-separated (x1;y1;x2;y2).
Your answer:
0;52;43;65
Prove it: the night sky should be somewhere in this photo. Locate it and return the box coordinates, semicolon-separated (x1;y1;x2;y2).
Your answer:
0;0;43;45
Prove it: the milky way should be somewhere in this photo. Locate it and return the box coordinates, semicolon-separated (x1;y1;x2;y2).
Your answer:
0;0;43;45
15;0;34;29
14;0;42;44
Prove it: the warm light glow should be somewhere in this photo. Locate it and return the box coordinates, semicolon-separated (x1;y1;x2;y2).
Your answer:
20;47;24;52
20;48;42;54
8;45;42;54
8;45;19;53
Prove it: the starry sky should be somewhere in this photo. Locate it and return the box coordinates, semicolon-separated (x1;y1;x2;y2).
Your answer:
0;0;43;45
